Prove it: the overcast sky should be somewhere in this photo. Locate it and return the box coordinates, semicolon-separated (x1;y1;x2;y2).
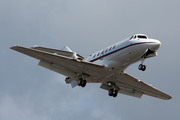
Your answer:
1;0;180;120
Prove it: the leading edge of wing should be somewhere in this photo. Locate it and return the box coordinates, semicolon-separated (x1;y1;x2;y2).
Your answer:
10;45;104;74
115;73;172;100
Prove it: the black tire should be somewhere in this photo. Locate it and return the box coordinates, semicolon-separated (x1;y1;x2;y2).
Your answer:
138;64;143;70
81;80;87;87
78;78;83;86
113;90;118;97
142;65;146;71
109;89;113;96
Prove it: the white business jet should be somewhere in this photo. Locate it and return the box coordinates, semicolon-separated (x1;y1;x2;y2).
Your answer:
11;34;172;100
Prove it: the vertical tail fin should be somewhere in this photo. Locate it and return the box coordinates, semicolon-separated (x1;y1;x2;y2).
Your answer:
61;46;73;52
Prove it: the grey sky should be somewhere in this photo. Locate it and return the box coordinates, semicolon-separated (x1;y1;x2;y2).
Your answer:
1;0;180;120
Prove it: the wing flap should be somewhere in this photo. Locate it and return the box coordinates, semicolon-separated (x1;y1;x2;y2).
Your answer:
38;60;76;77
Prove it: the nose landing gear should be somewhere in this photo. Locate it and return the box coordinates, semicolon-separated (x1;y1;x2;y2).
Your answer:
138;58;146;71
138;64;146;71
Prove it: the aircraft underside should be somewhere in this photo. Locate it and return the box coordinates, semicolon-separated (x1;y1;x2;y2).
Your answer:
10;34;172;100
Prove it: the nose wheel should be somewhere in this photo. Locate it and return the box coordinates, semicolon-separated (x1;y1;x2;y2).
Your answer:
138;58;146;71
138;64;146;71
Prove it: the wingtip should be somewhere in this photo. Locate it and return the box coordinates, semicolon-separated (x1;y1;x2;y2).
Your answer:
168;96;173;100
163;95;172;100
161;94;173;100
10;45;19;49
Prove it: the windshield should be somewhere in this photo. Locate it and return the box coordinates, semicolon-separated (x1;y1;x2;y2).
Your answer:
130;34;148;40
137;35;147;39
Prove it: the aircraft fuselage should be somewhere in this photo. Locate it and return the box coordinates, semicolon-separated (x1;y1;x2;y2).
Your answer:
86;34;161;73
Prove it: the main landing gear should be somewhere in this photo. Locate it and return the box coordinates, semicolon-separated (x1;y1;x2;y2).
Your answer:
109;88;118;97
78;78;87;87
108;82;119;98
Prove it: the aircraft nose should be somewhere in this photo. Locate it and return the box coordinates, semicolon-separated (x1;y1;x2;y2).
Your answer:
148;39;161;51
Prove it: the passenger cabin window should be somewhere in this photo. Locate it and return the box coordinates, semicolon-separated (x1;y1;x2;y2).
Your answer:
113;45;116;49
138;35;147;39
109;47;112;51
101;50;104;54
105;48;108;52
97;52;100;56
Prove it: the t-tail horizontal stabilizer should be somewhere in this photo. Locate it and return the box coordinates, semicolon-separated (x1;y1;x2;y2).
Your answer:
61;46;73;52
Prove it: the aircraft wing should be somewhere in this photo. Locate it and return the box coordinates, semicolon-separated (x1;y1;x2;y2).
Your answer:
101;73;172;100
10;46;105;77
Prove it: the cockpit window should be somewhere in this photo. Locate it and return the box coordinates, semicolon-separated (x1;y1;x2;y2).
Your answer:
137;35;147;39
129;36;133;40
